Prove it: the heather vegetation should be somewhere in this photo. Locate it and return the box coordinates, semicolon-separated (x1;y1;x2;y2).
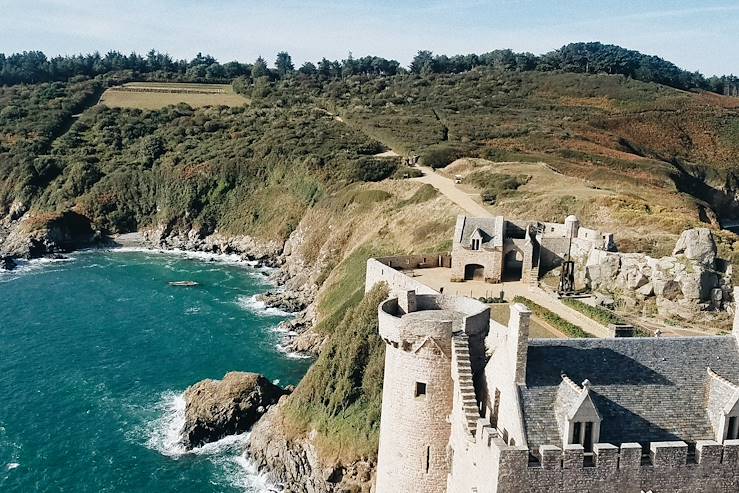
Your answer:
462;171;530;204
284;283;388;461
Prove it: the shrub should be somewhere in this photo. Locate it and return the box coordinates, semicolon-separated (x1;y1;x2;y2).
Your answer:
398;184;438;206
284;283;389;461
463;171;529;204
562;298;652;336
562;298;626;325
420;143;469;168
391;166;423;179
352;157;397;182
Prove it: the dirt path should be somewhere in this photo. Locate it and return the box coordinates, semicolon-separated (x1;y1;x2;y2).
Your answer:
412;166;493;217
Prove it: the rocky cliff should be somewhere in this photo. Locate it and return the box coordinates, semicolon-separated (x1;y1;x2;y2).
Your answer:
0;210;99;259
246;403;375;493
583;228;732;320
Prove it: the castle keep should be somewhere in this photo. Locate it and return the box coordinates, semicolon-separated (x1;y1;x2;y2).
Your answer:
367;216;739;493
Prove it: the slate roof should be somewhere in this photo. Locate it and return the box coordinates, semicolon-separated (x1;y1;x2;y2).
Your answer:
459;217;503;247
521;336;739;452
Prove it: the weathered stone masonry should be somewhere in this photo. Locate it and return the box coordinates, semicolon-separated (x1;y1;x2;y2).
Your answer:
368;258;739;493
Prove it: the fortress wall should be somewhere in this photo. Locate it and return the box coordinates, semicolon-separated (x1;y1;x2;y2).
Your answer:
541;222;568;237
374;253;452;270
491;439;739;493
538;237;571;272
577;226;603;242
366;258;439;295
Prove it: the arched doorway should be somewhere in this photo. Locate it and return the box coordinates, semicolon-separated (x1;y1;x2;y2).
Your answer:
464;264;485;281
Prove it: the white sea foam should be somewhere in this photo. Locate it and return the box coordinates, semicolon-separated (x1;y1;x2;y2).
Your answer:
6;463;19;470
144;391;273;491
145;391;188;457
0;255;75;282
236;295;291;318
110;246;258;268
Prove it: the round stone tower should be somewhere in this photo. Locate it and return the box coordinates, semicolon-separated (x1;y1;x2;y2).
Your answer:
565;214;580;238
375;290;457;493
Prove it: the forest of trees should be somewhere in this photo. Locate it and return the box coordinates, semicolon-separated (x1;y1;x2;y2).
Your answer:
0;42;737;95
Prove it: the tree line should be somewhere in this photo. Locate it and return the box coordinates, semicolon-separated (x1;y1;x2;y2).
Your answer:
1;43;737;96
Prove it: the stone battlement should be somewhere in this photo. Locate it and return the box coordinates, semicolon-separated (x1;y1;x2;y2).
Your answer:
467;418;739;492
378;293;489;345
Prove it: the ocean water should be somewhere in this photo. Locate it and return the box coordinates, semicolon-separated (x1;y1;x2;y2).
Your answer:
0;250;312;492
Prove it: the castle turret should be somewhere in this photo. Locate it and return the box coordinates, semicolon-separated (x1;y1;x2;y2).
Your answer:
375;290;489;493
565;214;580;239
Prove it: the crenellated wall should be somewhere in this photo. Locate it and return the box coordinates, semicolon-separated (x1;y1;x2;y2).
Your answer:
451;422;739;493
496;439;739;492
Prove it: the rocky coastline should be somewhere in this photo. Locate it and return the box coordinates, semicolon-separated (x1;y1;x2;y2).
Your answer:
181;372;288;450
137;225;326;356
1;215;360;491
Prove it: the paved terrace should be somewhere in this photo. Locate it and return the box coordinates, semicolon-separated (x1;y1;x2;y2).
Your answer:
409;267;611;338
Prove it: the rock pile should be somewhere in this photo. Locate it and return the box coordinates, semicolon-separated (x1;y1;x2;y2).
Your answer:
181;371;287;450
583;228;732;320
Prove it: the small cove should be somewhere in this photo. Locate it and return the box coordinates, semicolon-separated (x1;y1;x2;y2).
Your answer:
0;250;311;492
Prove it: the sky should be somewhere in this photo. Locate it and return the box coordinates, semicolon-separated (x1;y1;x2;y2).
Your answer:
1;0;737;76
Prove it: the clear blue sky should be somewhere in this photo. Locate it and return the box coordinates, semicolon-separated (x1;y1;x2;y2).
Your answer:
1;0;737;76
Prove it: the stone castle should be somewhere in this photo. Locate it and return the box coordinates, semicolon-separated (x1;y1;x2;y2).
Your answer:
450;214;613;284
366;215;739;493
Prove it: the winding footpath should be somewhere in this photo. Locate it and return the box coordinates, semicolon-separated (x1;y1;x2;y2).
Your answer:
412;166;493;217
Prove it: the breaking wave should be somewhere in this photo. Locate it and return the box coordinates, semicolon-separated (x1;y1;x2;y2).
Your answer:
143;391;273;491
236;295;291;318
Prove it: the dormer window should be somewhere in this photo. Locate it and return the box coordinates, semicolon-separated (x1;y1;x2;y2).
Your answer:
570;421;595;452
559;378;601;452
471;238;480;250
727;415;739;440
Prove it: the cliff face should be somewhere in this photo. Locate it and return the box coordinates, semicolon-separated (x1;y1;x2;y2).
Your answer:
241;182;458;492
0;210;99;258
247;403;375;493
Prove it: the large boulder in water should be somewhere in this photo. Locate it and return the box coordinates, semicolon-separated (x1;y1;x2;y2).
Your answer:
181;372;287;450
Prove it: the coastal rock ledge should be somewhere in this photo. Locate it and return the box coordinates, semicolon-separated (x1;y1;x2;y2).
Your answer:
181;371;287;450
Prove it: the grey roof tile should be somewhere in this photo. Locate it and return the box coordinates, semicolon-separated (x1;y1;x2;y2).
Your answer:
521;336;739;451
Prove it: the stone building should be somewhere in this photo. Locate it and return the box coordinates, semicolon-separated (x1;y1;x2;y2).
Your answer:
367;258;739;493
450;214;613;284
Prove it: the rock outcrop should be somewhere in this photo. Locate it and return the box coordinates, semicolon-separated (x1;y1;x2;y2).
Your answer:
246;402;375;493
1;211;98;258
0;255;16;270
583;228;731;320
142;225;283;265
181;372;287;450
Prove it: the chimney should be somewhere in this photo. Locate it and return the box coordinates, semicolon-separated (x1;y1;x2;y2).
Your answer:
508;303;531;384
398;290;417;314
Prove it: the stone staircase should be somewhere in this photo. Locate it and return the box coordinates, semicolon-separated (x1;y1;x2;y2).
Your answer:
453;334;480;435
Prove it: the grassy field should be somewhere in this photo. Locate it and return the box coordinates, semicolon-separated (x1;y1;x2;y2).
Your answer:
99;82;248;109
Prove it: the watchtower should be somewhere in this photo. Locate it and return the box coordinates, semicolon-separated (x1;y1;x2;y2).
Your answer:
375;290;489;493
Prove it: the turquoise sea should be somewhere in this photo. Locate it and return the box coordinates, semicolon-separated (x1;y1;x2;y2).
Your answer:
0;249;312;492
